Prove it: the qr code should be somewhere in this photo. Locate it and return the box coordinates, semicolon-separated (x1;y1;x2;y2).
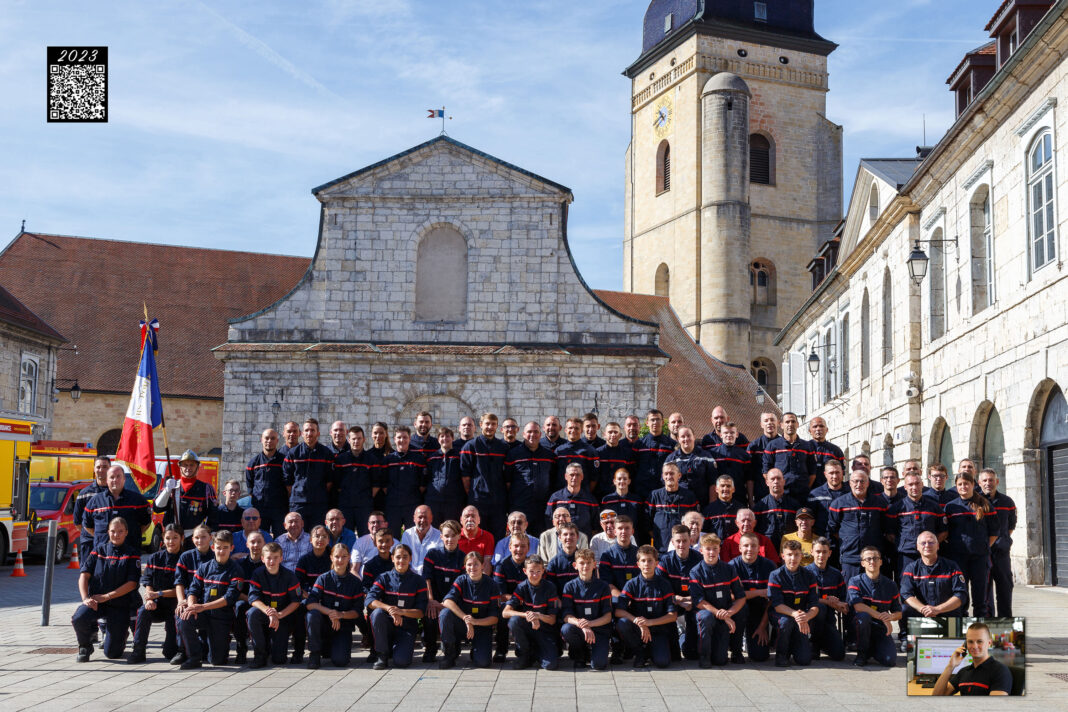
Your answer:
47;47;108;123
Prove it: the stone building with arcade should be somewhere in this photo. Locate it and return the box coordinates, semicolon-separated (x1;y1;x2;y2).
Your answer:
776;0;1068;585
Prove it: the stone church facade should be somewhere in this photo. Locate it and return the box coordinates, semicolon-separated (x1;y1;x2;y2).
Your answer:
777;0;1068;585
215;137;669;472
622;1;843;397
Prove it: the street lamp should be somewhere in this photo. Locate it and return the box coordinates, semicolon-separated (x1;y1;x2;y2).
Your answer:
270;387;284;416
755;387;766;406
70;381;81;401
807;350;821;375
906;236;958;286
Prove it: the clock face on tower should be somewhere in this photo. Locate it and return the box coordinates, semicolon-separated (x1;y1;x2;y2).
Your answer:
653;97;673;138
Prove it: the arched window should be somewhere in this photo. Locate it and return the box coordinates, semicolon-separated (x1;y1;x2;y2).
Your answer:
860;289;870;379
654;262;670;297
415;226;468;321
656;140;671;194
751;358;776;395
1028;131;1056;273
929;227;946;340
822;329;834;403
869;184;879;224
881;268;892;367
982;407;1005;475
938;422;955;473
970;185;994;312
839;314;850;393
750;259;776;305
18;355;38;414
750;133;773;185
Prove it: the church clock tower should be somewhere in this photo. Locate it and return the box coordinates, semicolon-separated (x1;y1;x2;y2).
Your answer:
623;0;842;396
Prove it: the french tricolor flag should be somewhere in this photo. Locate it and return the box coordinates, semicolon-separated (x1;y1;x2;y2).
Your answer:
115;319;163;491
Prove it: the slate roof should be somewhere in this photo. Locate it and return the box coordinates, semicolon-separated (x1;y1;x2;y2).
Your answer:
0;232;309;398
0;282;65;342
860;158;924;190
593;290;772;438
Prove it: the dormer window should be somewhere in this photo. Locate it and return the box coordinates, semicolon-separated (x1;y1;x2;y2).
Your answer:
664;13;672;34
754;2;767;22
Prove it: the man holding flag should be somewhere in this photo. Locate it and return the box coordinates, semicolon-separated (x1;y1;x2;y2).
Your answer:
154;450;217;544
115;316;182;548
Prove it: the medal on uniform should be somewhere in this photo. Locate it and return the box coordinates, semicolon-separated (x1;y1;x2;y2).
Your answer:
681;584;688;593
626;573;632;580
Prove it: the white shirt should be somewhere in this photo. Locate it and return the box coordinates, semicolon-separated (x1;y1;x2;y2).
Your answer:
350;532;398;577
491;533;539;565
401;525;443;575
590;532;615;559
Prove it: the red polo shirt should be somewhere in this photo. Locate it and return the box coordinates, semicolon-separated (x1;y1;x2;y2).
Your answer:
458;527;495;562
720;530;782;565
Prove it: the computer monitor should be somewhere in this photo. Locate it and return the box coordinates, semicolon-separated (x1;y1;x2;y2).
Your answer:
914;637;971;676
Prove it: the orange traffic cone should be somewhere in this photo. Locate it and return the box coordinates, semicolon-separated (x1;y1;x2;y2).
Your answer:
67;543;81;570
10;551;27;577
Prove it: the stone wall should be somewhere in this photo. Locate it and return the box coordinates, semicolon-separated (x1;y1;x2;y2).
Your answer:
52;392;223;457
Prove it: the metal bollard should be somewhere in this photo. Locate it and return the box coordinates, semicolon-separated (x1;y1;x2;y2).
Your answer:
41;519;57;626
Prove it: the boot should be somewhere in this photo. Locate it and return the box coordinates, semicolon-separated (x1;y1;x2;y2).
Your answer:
249;654;268;669
306;653;321;670
421;645;438;663
76;646;92;663
169;651;187;666
180;657;203;670
127;647;147;664
234;646;247;665
439;644;459;670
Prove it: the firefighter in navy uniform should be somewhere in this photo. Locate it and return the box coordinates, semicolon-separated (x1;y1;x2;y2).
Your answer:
555;418;600;493
72;517;142;662
847;546;902;668
745;412;781;505
594;422;637;494
246;428;288;538
212;479;245;534
154;450;217;543
807;417;844;490
767;539;819;667
439;551;502;669
560;548;614;670
366;545;428;670
688;533;746;668
460;413;511;538
73;456;111;566
645;463;699;552
502;554;561;670
175;530;242;668
762;413;817;502
632;410;676;500
333;426;381;536
423;520;466;662
491;534;529;662
665;427;715;509
504;422;557;537
753;469;801;550
425;427;466;527
614;545;677;669
978;468;1017;617
130;524;184;663
706;423;749;496
305;543;365;668
283;418;336;530
805;537;848;661
900;531;968;634
246;541;303;668
84;465;151;551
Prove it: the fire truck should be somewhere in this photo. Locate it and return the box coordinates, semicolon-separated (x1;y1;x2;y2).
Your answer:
29;441;221;552
0;417;35;564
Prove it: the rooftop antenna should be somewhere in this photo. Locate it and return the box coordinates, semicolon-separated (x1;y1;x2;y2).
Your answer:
20;219;25;233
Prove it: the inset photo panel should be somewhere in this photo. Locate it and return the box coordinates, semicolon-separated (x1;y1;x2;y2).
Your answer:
905;617;1025;696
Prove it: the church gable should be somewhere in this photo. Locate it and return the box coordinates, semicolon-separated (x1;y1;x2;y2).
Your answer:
226;138;658;349
313;136;571;201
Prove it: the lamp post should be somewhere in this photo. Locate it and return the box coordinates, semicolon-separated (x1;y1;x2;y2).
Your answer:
906;236;958;286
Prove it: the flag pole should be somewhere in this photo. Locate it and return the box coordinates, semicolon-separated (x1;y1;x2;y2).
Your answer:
147;308;173;479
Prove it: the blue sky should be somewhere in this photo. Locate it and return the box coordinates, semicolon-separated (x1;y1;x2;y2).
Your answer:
1;0;999;290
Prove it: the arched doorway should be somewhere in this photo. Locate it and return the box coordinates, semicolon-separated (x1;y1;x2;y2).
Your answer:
96;428;122;456
1039;386;1068;586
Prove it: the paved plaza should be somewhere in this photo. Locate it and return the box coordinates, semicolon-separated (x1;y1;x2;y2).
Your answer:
1;561;1066;711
